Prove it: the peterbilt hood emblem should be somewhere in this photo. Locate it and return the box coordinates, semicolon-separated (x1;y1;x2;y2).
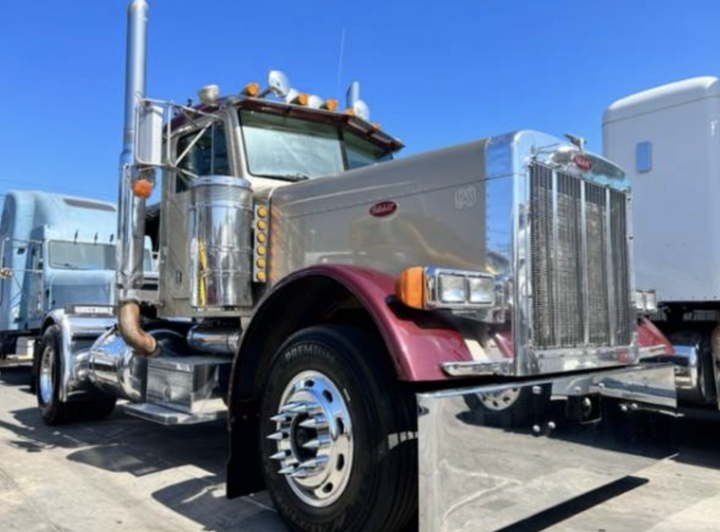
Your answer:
370;201;398;218
573;153;593;172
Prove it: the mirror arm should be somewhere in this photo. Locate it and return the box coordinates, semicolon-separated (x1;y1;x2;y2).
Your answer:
174;122;213;167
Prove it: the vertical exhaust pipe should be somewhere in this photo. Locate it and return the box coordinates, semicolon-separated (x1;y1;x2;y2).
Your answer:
116;0;157;356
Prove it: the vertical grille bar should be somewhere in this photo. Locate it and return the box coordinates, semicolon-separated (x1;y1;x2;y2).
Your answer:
529;162;631;351
605;188;617;346
550;170;560;347
580;181;590;345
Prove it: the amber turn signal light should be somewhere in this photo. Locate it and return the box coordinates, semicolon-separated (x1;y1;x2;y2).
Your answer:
396;267;426;310
132;178;153;199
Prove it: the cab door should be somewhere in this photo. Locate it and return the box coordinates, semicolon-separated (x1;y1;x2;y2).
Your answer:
22;228;45;329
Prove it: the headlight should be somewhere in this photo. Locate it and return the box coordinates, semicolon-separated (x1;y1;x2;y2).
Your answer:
468;276;495;304
439;274;467;304
634;289;659;314
396;266;496;310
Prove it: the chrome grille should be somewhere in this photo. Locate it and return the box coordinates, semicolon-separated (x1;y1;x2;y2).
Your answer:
529;163;632;350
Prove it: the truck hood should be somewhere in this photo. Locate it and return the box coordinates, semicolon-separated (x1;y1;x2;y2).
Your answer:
47;270;115;309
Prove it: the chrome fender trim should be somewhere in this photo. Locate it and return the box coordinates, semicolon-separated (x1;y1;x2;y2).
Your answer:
44;309;116;402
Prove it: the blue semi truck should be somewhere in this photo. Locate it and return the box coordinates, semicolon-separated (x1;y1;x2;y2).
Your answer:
0;190;155;364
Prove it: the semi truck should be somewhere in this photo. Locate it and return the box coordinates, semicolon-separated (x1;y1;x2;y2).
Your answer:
33;2;679;532
0;190;124;365
604;76;720;416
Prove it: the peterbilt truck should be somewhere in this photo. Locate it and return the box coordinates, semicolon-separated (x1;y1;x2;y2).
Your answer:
33;2;679;532
0;190;125;364
604;76;720;415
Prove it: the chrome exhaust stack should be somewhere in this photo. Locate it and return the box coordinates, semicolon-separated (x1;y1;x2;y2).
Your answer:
116;0;156;356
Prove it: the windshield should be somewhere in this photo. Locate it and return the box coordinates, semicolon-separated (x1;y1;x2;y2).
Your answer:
240;110;392;180
48;241;155;271
49;242;116;270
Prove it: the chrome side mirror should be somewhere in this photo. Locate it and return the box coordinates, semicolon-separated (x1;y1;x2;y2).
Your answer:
267;70;291;98
135;101;164;166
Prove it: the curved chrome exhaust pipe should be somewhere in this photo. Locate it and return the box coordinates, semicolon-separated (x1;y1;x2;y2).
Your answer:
116;0;155;355
118;301;157;356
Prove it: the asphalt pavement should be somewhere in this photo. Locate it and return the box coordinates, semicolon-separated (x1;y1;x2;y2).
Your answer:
1;365;719;532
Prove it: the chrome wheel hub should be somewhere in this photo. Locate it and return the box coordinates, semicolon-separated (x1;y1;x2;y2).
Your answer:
479;387;520;411
39;344;55;405
267;370;353;507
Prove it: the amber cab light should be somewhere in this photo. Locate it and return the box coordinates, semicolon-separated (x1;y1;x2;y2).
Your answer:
242;82;260;97
323;98;339;111
294;93;309;106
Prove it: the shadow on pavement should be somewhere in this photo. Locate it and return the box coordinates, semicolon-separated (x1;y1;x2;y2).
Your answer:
2;366;718;532
672;417;720;471
0;365;33;393
152;476;286;532
498;476;648;532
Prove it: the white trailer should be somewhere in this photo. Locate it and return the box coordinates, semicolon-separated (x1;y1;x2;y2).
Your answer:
604;76;720;410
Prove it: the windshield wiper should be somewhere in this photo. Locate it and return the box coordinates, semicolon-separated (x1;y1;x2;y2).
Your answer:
278;173;311;182
56;262;79;270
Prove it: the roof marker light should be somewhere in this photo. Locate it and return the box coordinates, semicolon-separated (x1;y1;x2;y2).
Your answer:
322;98;339;111
242;82;260;97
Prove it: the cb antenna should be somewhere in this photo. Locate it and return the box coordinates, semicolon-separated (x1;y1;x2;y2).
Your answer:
336;27;346;98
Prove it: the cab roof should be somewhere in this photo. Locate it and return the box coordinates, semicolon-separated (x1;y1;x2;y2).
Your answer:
170;96;404;154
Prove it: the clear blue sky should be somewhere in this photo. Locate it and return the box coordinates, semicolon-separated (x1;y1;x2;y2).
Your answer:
0;0;717;203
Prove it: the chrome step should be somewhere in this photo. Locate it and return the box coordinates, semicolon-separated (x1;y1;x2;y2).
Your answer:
122;402;226;426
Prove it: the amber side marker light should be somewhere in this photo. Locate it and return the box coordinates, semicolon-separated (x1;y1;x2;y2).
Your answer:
396;267;426;309
132;178;153;199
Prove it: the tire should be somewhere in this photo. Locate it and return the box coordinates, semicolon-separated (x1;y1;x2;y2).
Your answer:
35;326;116;425
259;325;417;532
36;326;78;425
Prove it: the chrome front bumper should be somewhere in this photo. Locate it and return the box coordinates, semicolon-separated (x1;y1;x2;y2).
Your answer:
417;364;677;532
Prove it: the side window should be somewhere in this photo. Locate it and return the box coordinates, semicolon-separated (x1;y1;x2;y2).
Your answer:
636;141;653;173
175;122;230;192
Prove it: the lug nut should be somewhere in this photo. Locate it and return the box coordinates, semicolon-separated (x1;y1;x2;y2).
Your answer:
270;450;290;461
299;414;328;430
267;430;288;441
302;435;332;450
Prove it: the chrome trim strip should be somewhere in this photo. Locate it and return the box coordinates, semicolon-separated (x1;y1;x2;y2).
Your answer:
441;360;513;377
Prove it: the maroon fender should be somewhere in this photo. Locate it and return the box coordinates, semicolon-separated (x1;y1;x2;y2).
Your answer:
243;264;473;382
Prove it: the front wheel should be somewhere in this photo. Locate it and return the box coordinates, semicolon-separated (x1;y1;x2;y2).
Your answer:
36;325;116;425
36;326;77;424
260;325;417;532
